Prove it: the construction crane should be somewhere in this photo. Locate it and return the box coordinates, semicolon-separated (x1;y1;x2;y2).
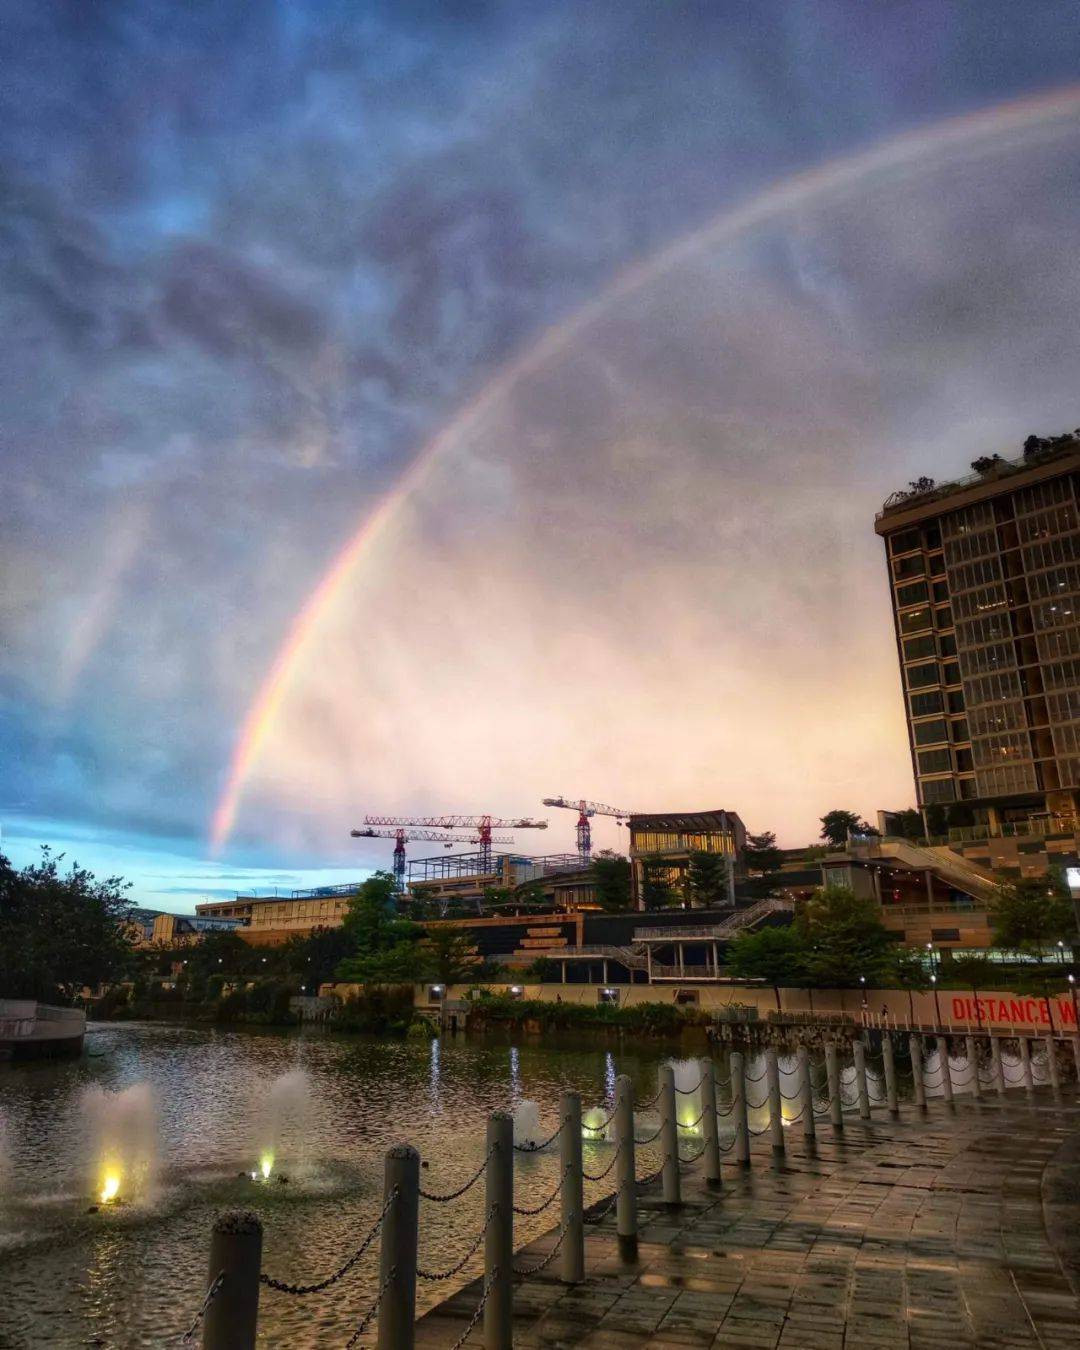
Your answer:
541;796;632;863
350;827;514;892
363;814;548;876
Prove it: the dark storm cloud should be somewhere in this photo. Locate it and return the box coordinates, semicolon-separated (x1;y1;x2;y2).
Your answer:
3;0;1080;893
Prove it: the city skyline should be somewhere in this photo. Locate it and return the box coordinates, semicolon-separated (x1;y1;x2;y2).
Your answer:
6;5;1080;906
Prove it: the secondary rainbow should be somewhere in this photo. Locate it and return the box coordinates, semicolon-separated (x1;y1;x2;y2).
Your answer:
210;84;1080;853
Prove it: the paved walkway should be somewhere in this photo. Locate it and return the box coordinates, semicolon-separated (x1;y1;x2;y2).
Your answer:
416;1089;1080;1348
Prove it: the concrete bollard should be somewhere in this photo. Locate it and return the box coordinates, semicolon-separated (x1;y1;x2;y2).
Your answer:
766;1047;785;1153
825;1043;843;1130
853;1040;871;1120
559;1092;585;1284
965;1034;981;1100
378;1146;419;1350
991;1036;1005;1096
798;1046;816;1141
699;1058;722;1187
731;1051;751;1167
614;1075;638;1259
909;1033;926;1111
1045;1036;1061;1097
659;1064;681;1206
202;1211;262;1350
484;1112;514;1350
1020;1037;1034;1094
939;1037;955;1108
882;1034;899;1115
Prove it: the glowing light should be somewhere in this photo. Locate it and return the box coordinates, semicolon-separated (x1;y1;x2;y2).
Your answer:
209;83;1080;852
100;1172;121;1204
260;1153;274;1180
581;1107;609;1140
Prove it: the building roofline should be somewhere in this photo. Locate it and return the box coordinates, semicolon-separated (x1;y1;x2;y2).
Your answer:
875;440;1080;535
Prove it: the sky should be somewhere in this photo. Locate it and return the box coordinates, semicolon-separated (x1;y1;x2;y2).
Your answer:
5;1;1080;909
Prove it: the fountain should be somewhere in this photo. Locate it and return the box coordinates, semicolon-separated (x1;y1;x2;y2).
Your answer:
669;1057;703;1132
84;1083;159;1206
581;1105;614;1142
512;1100;544;1150
252;1070;310;1181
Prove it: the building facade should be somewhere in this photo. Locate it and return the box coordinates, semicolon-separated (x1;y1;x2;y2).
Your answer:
876;434;1080;833
628;809;745;909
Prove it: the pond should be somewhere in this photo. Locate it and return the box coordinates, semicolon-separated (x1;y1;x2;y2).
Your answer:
0;1020;1007;1347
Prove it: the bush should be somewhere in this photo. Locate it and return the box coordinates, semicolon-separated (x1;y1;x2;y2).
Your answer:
216;989;247;1022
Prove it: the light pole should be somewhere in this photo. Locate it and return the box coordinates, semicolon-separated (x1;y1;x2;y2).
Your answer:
1070;973;1079;1034
930;974;941;1029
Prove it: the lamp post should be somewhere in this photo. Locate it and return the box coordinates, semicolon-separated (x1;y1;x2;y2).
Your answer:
930;974;941;1030
1070;973;1079;1033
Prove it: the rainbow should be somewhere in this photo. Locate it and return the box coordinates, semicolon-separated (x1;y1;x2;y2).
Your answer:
209;84;1080;854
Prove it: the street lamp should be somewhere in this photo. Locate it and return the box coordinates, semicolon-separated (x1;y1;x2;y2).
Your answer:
1069;973;1079;1035
1057;940;1067;966
930;973;941;1028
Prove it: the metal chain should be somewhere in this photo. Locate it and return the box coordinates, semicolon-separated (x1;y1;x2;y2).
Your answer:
634;1124;663;1145
514;1120;564;1153
743;1067;768;1083
343;1265;395;1350
583;1190;619;1224
420;1146;494;1201
417;1207;494;1281
261;1190;395;1295
582;1143;621;1182
181;1271;225;1343
636;1161;665;1188
783;1104;806;1123
678;1107;706;1130
716;1098;736;1116
673;1078;704;1095
513;1214;574;1277
582;1104;617;1134
447;1268;498;1350
513;1167;568;1216
678;1140;708;1165
634;1086;663;1109
778;1086;803;1101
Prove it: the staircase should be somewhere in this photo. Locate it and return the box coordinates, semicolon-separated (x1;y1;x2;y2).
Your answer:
848;836;998;905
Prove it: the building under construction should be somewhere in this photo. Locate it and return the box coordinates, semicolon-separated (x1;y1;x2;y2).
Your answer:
406;851;594;911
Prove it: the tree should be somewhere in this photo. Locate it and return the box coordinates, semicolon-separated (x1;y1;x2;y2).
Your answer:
925;803;948;837
337;871;425;984
797;885;898;987
184;930;254;985
342;871;399;950
743;831;784;874
280;927;358;992
988;872;1076;951
687;851;730;907
640;857;679;909
589;851;632;912
423;927;481;986
819;810;862;848
725;926;809;1007
893;809;923;842
0;847;135;1001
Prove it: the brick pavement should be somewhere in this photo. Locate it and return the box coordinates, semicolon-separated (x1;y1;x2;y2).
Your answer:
416;1089;1080;1348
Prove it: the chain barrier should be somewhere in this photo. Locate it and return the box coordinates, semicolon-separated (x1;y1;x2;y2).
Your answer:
343;1265;395;1350
513;1167;568;1216
678;1107;706;1130
746;1093;769;1111
181;1271;225;1343
783;1104;805;1124
778;1086;803;1102
716;1133;738;1153
260;1190;395;1296
634;1085;663;1109
513;1214;574;1277
636;1161;666;1189
673;1078;704;1096
582;1104;617;1136
677;1140;708;1165
743;1067;768;1083
583;1190;619;1224
716;1098;736;1116
582;1144;621;1183
634;1124;663;1145
447;1269;498;1350
513;1122;564;1154
416;1207;494;1282
419;1147;494;1202
748;1121;773;1136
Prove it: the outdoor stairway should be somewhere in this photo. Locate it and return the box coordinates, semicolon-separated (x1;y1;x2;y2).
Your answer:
849;836;999;905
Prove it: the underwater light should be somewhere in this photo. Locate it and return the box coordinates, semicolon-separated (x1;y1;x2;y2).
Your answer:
260;1153;274;1180
100;1172;120;1204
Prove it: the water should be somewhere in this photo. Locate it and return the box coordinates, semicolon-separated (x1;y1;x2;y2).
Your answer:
0;1024;1047;1347
0;1022;697;1348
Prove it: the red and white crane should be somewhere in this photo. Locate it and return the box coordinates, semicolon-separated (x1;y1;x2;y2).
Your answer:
541;796;632;862
363;814;548;876
350;826;514;891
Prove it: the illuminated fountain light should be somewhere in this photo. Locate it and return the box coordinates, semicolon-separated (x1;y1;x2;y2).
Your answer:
512;1100;545;1150
581;1106;614;1143
669;1058;703;1133
84;1083;159;1207
252;1070;310;1182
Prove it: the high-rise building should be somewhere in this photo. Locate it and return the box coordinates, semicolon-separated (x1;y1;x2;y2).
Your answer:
876;431;1080;833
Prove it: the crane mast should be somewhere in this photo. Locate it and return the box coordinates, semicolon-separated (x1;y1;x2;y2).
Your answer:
362;813;548;878
351;826;513;891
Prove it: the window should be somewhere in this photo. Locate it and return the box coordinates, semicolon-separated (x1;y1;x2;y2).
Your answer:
903;634;937;662
951;718;969;742
918;748;951;774
910;690;943;717
932;579;950;604
1018;503;1079;542
1053;723;1080;756
935;605;953;629
1026;563;1080;600
955;748;974;773
1037;628;1080;661
893;554;925;581
930;928;961;943
974;763;1039;795
1057;757;1080;787
1032;595;1080;630
957;613;1011;648
972;730;1031;764
1022;532;1080;572
900;606;932;635
1043;659;1080;690
914;718;949;746
928;551;945;576
896;580;929;608
889;528;921;555
924;526;942;550
943;662;961;686
942;501;994;537
939;634;957;659
1047;690;1080;723
921;777;956;804
949;557;1003;593
906;663;940;690
964;641;1015;675
947;689;967;714
952;583;1008;621
969;702;1025;737
1014;478;1074;514
964;670;1023;705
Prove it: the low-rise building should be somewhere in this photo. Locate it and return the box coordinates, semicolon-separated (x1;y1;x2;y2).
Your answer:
628;809;746;909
